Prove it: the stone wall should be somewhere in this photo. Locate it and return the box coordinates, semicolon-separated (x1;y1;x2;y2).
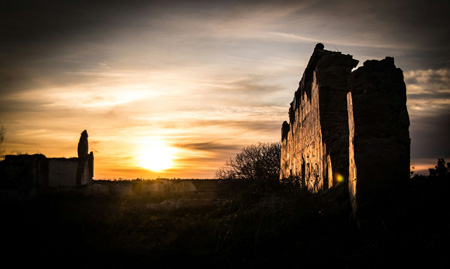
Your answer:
280;44;358;192
48;158;79;187
281;44;410;219
0;154;48;199
347;57;410;218
1;130;94;198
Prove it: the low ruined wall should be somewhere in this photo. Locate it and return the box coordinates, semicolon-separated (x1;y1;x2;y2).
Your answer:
0;154;48;199
1;130;94;199
48;158;78;187
1;154;92;194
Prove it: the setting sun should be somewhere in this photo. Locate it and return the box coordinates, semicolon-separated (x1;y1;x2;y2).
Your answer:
137;140;177;172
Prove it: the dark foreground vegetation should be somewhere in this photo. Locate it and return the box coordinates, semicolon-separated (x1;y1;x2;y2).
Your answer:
1;175;449;268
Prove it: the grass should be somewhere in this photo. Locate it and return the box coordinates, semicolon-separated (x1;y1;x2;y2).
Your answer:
1;176;449;268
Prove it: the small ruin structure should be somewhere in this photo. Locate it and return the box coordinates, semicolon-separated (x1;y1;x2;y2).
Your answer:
280;44;410;217
0;130;94;199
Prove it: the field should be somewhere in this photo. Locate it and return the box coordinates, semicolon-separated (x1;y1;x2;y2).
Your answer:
1;177;449;268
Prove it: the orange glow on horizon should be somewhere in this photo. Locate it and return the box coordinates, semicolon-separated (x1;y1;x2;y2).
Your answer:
1;2;445;180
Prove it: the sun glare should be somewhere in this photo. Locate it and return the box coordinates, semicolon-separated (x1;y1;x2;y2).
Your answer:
137;140;177;172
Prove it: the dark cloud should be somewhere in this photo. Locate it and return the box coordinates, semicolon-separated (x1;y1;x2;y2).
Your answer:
173;141;242;153
176;155;231;164
0;101;45;118
408;93;450;100
159;119;282;133
1;0;164;95
405;77;418;85
1;0;157;43
282;0;450;69
2;0;449;178
405;67;450;163
293;0;450;46
410;111;450;160
2;0;449;96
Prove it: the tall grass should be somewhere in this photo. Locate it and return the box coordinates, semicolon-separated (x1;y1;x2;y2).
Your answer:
1;176;449;267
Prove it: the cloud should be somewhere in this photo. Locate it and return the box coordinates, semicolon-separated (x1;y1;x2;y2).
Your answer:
174;141;243;152
405;68;450;167
406;68;450;117
269;32;417;50
2;0;449;178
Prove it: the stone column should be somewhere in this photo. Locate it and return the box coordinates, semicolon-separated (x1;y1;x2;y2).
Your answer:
76;130;88;186
348;57;410;223
88;151;94;183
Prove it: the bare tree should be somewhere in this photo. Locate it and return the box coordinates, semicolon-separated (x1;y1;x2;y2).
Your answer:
216;142;281;181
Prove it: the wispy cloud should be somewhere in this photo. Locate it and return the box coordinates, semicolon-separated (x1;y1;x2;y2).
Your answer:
1;0;449;178
405;68;450;172
269;32;416;50
406;68;450;118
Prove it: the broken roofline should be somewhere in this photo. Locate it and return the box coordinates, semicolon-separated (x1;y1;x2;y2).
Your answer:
280;43;410;205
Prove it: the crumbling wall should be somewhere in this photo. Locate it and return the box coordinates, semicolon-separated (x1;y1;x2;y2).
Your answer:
280;44;357;192
281;44;410;214
1;130;94;197
48;158;78;187
0;154;48;199
48;130;93;187
347;57;410;219
280;44;410;214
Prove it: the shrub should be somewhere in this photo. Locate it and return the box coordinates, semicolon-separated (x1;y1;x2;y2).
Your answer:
216;142;281;182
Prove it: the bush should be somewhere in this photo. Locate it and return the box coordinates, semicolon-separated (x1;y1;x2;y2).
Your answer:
428;158;450;178
216;142;281;182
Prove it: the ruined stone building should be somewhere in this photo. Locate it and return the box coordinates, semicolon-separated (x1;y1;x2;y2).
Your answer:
0;130;94;199
280;44;410;216
281;43;359;191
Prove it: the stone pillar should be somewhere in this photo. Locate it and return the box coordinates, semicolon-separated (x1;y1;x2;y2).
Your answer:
88;151;94;183
76;130;88;186
347;57;410;222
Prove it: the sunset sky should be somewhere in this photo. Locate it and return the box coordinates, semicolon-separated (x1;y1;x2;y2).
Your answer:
1;0;449;178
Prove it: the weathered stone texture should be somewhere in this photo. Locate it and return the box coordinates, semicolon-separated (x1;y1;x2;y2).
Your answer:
0;154;48;199
281;45;410;216
280;44;358;192
49;158;78;187
347;57;410;218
